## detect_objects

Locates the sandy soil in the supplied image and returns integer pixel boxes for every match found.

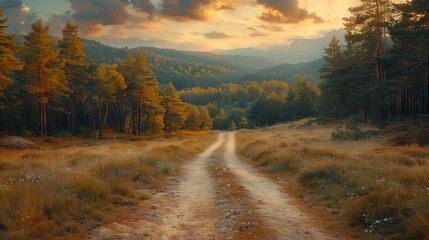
[224,132,331,239]
[89,132,333,239]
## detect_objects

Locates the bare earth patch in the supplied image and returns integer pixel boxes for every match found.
[89,132,333,239]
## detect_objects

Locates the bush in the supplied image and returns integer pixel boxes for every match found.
[331,116,376,141]
[344,186,419,236]
[299,162,350,186]
[73,178,110,202]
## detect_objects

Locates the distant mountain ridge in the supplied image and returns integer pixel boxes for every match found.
[14,35,325,89]
[82,39,281,70]
[211,29,346,63]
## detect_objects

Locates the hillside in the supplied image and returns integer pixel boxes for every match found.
[82,39,321,88]
[233,59,323,84]
[14,36,321,89]
[212,28,346,63]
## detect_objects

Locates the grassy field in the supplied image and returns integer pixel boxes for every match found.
[0,131,216,239]
[236,119,429,239]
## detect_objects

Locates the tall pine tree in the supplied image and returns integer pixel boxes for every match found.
[0,7,22,133]
[60,21,86,135]
[21,20,66,136]
[162,83,185,133]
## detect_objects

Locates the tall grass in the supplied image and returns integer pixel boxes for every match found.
[0,133,215,239]
[236,123,429,239]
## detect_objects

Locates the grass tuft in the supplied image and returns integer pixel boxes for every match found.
[236,120,429,239]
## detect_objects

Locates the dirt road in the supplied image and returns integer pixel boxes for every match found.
[90,132,332,239]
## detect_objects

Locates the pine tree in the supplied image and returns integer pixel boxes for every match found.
[95,64,126,136]
[134,52,163,134]
[389,0,429,118]
[228,121,237,131]
[162,83,186,133]
[118,52,163,134]
[0,7,23,133]
[343,0,394,120]
[213,107,226,130]
[250,94,269,126]
[199,107,213,130]
[184,105,201,131]
[319,36,349,117]
[21,20,66,136]
[60,21,86,135]
[0,7,22,101]
[226,107,246,127]
[288,77,320,118]
[84,59,98,132]
[239,117,248,129]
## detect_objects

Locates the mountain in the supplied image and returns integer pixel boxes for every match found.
[177,51,282,69]
[14,35,324,89]
[221,59,324,85]
[82,40,280,70]
[211,29,346,64]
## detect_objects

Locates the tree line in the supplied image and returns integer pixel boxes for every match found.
[0,13,213,136]
[180,78,320,129]
[319,0,428,122]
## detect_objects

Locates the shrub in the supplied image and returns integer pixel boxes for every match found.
[73,178,110,202]
[299,162,351,186]
[331,116,376,141]
[405,210,429,239]
[344,186,418,236]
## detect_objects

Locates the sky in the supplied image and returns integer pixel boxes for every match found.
[0,0,363,51]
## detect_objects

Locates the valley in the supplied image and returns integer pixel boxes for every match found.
[1,0,428,239]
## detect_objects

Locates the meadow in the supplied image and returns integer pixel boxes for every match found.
[236,119,429,239]
[0,132,215,239]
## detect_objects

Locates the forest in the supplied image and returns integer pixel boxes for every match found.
[0,0,428,137]
[0,10,319,137]
[319,0,429,122]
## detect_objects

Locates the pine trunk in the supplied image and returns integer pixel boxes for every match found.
[423,52,429,115]
[375,0,383,121]
[138,99,142,135]
[90,93,94,132]
[98,97,103,138]
[103,103,109,129]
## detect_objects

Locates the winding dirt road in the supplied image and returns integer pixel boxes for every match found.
[90,132,332,239]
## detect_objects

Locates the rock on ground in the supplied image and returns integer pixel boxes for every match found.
[1,136,36,149]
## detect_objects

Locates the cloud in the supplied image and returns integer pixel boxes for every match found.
[246,26,267,37]
[69,0,130,25]
[48,0,156,37]
[249,32,266,37]
[259,24,283,32]
[216,4,235,10]
[256,0,324,23]
[160,0,243,21]
[130,0,155,18]
[203,31,232,39]
[160,0,214,21]
[94,33,209,50]
[0,0,36,34]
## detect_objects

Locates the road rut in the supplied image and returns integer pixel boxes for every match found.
[90,132,332,239]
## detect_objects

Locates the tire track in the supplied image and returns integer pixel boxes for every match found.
[223,132,331,239]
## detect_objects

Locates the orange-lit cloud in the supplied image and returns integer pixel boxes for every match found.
[10,0,367,51]
[257,0,323,23]
[203,31,233,39]
[160,0,214,21]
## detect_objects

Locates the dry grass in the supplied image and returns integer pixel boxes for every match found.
[236,119,429,239]
[0,132,216,239]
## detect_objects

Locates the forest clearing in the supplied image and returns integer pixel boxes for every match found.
[1,0,429,239]
[2,119,428,239]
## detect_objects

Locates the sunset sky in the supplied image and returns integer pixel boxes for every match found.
[1,0,364,51]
